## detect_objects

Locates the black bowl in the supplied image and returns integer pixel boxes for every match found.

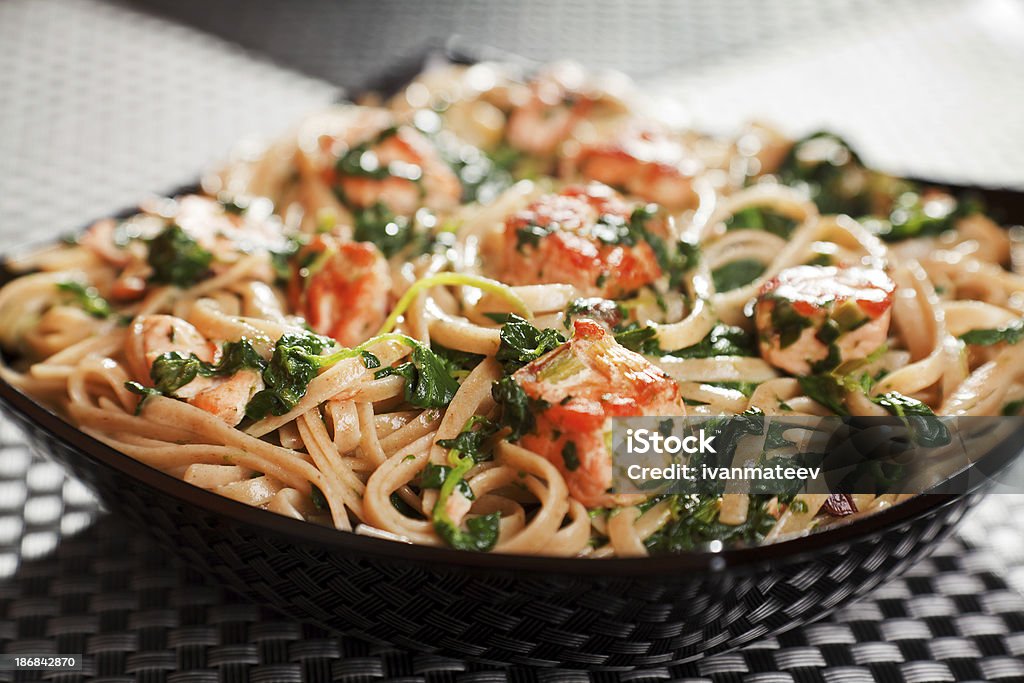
[0,392,996,669]
[3,50,1024,670]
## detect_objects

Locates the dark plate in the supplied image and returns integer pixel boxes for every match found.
[2,48,1023,670]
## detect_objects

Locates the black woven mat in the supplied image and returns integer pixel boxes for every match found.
[2,441,1024,683]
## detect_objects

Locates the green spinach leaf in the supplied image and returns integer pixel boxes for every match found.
[430,416,501,552]
[959,319,1024,346]
[245,333,334,420]
[374,342,461,409]
[613,323,661,354]
[712,259,765,292]
[56,281,112,318]
[871,391,951,447]
[668,323,756,358]
[724,206,798,238]
[644,494,777,553]
[798,375,850,416]
[495,314,566,374]
[491,376,535,441]
[146,224,213,287]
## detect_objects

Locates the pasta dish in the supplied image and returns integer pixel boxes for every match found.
[1,62,1021,557]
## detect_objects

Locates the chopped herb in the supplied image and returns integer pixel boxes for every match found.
[592,212,633,245]
[515,223,550,252]
[626,205,699,287]
[871,391,951,447]
[495,314,566,374]
[452,144,518,204]
[373,342,461,410]
[335,126,410,181]
[870,191,962,242]
[770,301,813,349]
[130,339,267,409]
[778,131,871,215]
[214,339,268,376]
[420,463,473,499]
[1003,399,1024,416]
[668,323,757,358]
[613,323,661,354]
[764,421,795,450]
[56,281,112,318]
[390,491,425,520]
[428,127,518,203]
[420,463,452,489]
[491,376,535,441]
[430,416,501,552]
[245,332,333,420]
[712,259,766,292]
[436,416,498,463]
[644,494,777,553]
[269,237,301,286]
[351,202,422,258]
[561,441,580,471]
[809,342,842,374]
[959,319,1024,346]
[237,330,475,422]
[798,375,849,416]
[310,485,328,511]
[145,224,213,287]
[724,206,798,238]
[124,381,162,414]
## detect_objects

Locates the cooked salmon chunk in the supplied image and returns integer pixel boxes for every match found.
[754,265,896,376]
[495,183,664,298]
[322,118,462,216]
[289,235,392,347]
[565,123,701,210]
[125,315,263,426]
[513,318,686,507]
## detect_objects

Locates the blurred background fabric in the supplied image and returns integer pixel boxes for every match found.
[1,0,1024,679]
[137,0,1024,189]
[1,0,1021,242]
